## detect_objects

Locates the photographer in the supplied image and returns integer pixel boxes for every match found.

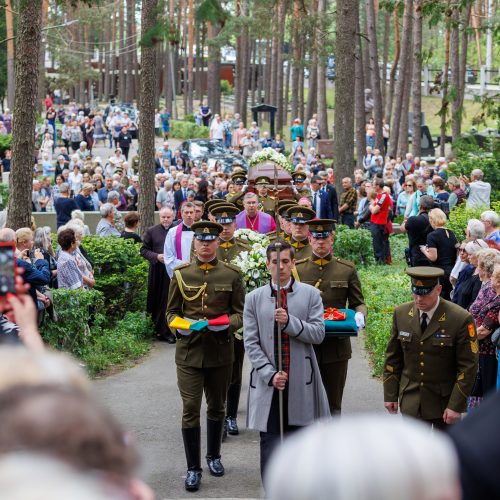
[399,195,434,266]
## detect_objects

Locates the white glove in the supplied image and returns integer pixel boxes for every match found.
[242,184,248,193]
[355,312,365,329]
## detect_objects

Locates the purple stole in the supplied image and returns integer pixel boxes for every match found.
[235,211,272,233]
[175,223,184,259]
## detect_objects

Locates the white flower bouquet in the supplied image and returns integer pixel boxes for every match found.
[232,229,271,291]
[248,148,294,174]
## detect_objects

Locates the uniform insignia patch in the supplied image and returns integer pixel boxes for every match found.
[470,339,479,354]
[457,372,465,381]
[408,308,414,317]
[468,323,475,338]
[386,364,394,373]
[438,313,446,322]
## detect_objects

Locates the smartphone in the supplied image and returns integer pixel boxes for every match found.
[460,168,465,176]
[0,242,16,296]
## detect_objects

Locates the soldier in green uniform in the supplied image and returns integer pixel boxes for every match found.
[166,221,245,491]
[292,171,311,201]
[210,204,251,437]
[254,176,276,217]
[226,172,247,210]
[294,219,367,414]
[205,199,231,222]
[274,203,296,242]
[287,206,315,260]
[384,267,479,429]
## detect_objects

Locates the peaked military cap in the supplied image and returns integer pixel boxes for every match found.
[292,171,307,183]
[288,206,316,224]
[255,176,272,186]
[210,204,239,224]
[205,199,230,212]
[278,203,297,219]
[191,221,223,241]
[231,172,247,185]
[278,199,296,208]
[406,267,444,295]
[308,218,336,238]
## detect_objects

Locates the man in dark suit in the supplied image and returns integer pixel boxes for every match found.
[318,172,339,222]
[174,175,190,216]
[310,176,333,219]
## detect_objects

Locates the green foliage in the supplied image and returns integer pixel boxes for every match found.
[0,134,12,157]
[220,79,233,94]
[170,120,209,139]
[0,183,9,210]
[184,114,196,123]
[359,263,412,376]
[447,201,500,242]
[333,226,375,266]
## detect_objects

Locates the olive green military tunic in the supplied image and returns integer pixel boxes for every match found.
[383,299,478,421]
[294,187,312,201]
[167,257,245,427]
[294,254,367,413]
[259,194,277,217]
[226,191,245,211]
[290,238,313,260]
[216,238,251,264]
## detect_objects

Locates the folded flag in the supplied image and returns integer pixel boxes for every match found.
[208,314,230,326]
[324,308,358,337]
[168,316,193,331]
[168,315,230,333]
[190,320,208,332]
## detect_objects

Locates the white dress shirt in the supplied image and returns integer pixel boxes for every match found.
[163,224,194,278]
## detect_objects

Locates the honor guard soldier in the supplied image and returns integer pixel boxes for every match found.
[210,204,251,437]
[254,176,276,217]
[294,219,367,414]
[384,267,479,429]
[205,199,228,222]
[292,171,311,201]
[269,201,296,243]
[288,206,315,260]
[226,172,247,210]
[166,221,245,491]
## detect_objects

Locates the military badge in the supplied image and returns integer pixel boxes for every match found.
[470,339,479,353]
[468,323,475,338]
[438,313,446,322]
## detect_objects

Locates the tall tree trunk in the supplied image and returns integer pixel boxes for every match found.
[411,0,423,156]
[110,10,117,98]
[385,7,400,124]
[186,0,194,114]
[118,0,126,101]
[283,52,291,129]
[457,4,472,114]
[450,4,461,141]
[125,0,136,102]
[138,0,159,234]
[276,2,286,133]
[238,3,250,123]
[6,0,43,230]
[233,0,241,113]
[439,8,451,157]
[270,6,278,106]
[290,0,301,122]
[5,0,15,110]
[194,25,203,102]
[306,13,318,126]
[333,0,358,192]
[365,0,384,150]
[298,41,305,123]
[104,15,111,101]
[207,22,221,116]
[397,32,413,157]
[264,39,271,103]
[316,0,328,139]
[381,13,390,113]
[471,2,482,66]
[355,18,367,168]
[38,0,49,111]
[389,0,412,158]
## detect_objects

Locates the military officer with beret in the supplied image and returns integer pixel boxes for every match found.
[383,267,479,429]
[210,204,250,437]
[254,176,276,217]
[294,219,367,413]
[226,172,247,210]
[288,206,315,260]
[292,171,311,201]
[166,221,245,491]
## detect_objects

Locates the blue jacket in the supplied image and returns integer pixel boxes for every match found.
[16,258,51,305]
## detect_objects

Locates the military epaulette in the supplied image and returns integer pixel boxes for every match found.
[173,262,191,272]
[294,258,309,266]
[222,261,241,273]
[235,238,251,249]
[335,257,355,268]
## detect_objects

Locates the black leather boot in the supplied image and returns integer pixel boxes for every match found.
[225,383,241,435]
[182,427,202,491]
[206,418,225,477]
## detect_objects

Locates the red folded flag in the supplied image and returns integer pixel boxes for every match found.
[323,307,346,321]
[207,314,230,326]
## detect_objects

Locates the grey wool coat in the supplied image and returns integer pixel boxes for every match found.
[243,280,330,432]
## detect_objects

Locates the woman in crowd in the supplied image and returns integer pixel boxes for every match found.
[365,117,376,148]
[468,249,500,409]
[56,228,85,290]
[272,134,285,154]
[234,122,247,152]
[74,183,94,212]
[432,176,449,203]
[452,239,489,310]
[419,208,458,300]
[33,227,58,289]
[120,212,142,243]
[194,179,209,205]
[447,176,466,210]
[290,144,306,167]
[396,179,415,216]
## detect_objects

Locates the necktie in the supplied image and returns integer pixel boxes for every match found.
[313,192,318,213]
[183,189,187,200]
[420,312,428,332]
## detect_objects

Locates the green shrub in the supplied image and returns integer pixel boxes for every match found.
[359,264,412,376]
[220,79,233,95]
[184,114,196,123]
[0,183,9,209]
[170,120,209,139]
[0,134,12,157]
[333,226,374,266]
[446,201,500,242]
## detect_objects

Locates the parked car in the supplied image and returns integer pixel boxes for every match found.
[179,139,248,174]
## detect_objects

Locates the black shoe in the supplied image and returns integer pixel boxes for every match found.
[226,416,239,435]
[185,469,202,491]
[206,456,224,477]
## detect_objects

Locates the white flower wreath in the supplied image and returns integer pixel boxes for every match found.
[248,148,294,174]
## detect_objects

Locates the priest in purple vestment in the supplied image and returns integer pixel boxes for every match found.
[235,192,276,234]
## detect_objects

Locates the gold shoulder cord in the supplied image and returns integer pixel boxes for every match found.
[291,267,300,282]
[174,270,207,302]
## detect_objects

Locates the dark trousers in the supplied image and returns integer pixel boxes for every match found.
[177,364,232,427]
[121,147,130,160]
[260,389,301,483]
[340,213,355,229]
[370,222,386,263]
[230,338,245,386]
[318,360,349,414]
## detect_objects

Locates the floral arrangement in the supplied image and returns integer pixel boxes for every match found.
[232,229,271,291]
[248,148,294,174]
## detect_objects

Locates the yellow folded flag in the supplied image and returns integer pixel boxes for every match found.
[168,316,193,331]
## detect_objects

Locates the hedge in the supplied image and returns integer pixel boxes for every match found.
[170,120,209,140]
[447,201,500,242]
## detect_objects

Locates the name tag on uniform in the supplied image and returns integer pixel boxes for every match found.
[398,331,412,342]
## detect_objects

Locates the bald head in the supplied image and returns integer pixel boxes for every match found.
[0,228,15,242]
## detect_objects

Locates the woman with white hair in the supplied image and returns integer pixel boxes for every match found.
[266,415,460,500]
[65,221,95,289]
[71,210,91,236]
[480,210,500,245]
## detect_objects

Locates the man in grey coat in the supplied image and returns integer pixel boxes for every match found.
[243,240,330,482]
